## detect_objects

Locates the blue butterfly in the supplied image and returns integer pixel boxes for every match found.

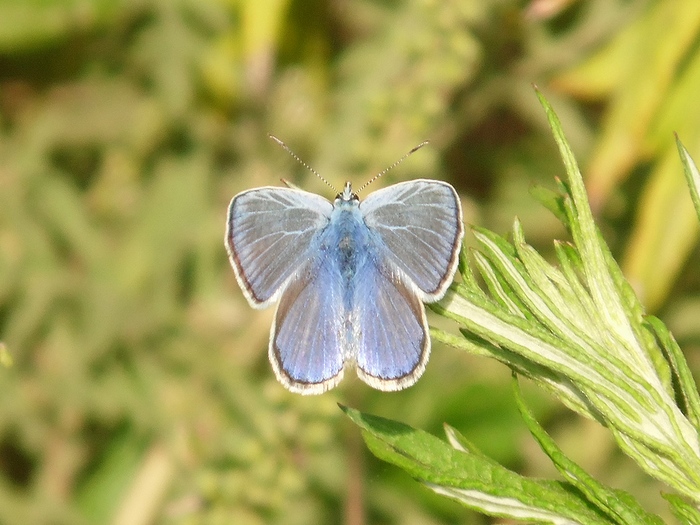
[225,148,463,394]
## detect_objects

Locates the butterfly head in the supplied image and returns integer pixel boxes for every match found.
[336,181,359,203]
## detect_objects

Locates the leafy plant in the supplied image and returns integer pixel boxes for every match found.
[553,0,700,310]
[344,91,700,524]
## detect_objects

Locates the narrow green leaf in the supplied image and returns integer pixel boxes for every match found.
[341,405,614,525]
[458,242,482,295]
[429,327,500,360]
[676,135,700,224]
[439,288,645,426]
[511,220,598,342]
[663,493,700,525]
[469,230,658,421]
[536,89,642,364]
[432,325,600,422]
[530,183,568,226]
[472,250,529,319]
[646,316,700,434]
[553,242,604,336]
[513,378,665,525]
[592,208,674,393]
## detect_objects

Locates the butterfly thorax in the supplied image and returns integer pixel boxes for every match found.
[327,183,373,309]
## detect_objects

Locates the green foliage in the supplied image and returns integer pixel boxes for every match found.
[554,0,700,310]
[349,93,700,523]
[343,376,670,525]
[677,136,700,226]
[1,0,699,523]
[343,402,623,525]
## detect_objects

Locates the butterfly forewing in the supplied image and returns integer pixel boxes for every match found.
[360,180,463,300]
[226,187,333,307]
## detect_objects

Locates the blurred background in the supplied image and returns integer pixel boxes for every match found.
[0,0,699,523]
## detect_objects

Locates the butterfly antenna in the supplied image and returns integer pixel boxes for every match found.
[268,134,336,192]
[357,141,429,193]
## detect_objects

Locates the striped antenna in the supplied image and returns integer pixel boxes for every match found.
[356,141,429,193]
[268,135,336,193]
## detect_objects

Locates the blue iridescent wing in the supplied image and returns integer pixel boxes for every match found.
[271,256,346,394]
[353,257,429,391]
[226,187,333,307]
[360,180,463,300]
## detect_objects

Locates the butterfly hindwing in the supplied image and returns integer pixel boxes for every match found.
[226,187,333,307]
[271,256,346,394]
[360,180,463,300]
[353,256,429,391]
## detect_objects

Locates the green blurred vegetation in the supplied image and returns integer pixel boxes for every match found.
[0,0,698,523]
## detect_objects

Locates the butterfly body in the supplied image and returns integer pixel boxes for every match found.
[226,179,463,394]
[324,188,371,307]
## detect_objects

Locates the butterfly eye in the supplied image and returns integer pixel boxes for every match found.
[335,193,359,202]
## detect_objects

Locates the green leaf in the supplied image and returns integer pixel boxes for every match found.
[341,405,615,524]
[536,89,639,359]
[676,135,700,225]
[513,378,665,525]
[646,316,700,434]
[530,183,569,227]
[663,493,700,525]
[435,91,700,505]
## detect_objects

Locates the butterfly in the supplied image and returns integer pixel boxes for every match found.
[225,144,463,395]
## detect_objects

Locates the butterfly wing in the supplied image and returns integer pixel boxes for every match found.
[226,187,333,307]
[271,256,346,394]
[353,257,429,391]
[360,180,463,300]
